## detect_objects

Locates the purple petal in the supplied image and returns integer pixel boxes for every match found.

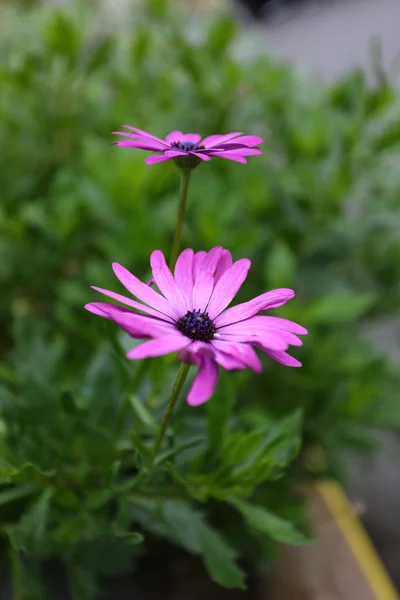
[214,250,233,284]
[122,126,170,147]
[112,263,179,319]
[191,152,212,161]
[210,347,247,370]
[263,349,302,368]
[192,247,223,311]
[256,316,308,335]
[180,133,202,143]
[214,289,295,328]
[207,259,251,319]
[174,248,195,311]
[207,152,247,164]
[215,330,288,352]
[218,148,263,156]
[113,140,167,151]
[102,307,176,338]
[145,154,174,165]
[90,286,174,321]
[164,150,186,157]
[85,302,129,318]
[224,135,263,147]
[203,132,243,148]
[165,130,183,143]
[192,251,207,279]
[127,335,190,359]
[187,357,219,406]
[150,250,187,315]
[211,340,262,373]
[200,134,223,147]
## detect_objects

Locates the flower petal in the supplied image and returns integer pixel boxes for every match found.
[207,152,247,164]
[85,302,128,318]
[256,316,308,335]
[127,335,190,359]
[174,248,195,311]
[214,250,233,284]
[187,357,219,406]
[90,286,174,321]
[192,251,207,279]
[165,130,184,143]
[191,152,212,161]
[217,148,263,156]
[112,263,179,319]
[223,135,263,147]
[210,347,247,370]
[106,309,176,338]
[262,349,302,368]
[192,247,223,311]
[203,132,243,148]
[207,258,251,319]
[181,133,202,143]
[214,289,295,328]
[211,340,262,373]
[145,154,174,165]
[150,250,187,315]
[112,139,167,151]
[215,330,289,352]
[122,126,170,147]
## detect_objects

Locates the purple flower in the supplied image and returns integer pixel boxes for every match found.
[85,247,306,406]
[112,127,263,168]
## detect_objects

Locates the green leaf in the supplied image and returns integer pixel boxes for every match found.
[113,531,144,545]
[196,519,246,589]
[266,241,296,288]
[154,436,206,466]
[230,499,311,546]
[0,463,55,485]
[307,291,375,324]
[0,485,35,507]
[131,499,245,588]
[207,17,237,57]
[7,488,53,551]
[129,394,158,432]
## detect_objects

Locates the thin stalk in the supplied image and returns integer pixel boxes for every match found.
[169,169,192,270]
[147,362,190,469]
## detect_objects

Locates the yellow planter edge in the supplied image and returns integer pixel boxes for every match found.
[317,480,399,600]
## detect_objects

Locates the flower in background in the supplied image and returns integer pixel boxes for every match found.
[85,247,306,406]
[112,127,263,168]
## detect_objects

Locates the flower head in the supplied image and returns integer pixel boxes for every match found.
[85,247,306,406]
[112,127,263,168]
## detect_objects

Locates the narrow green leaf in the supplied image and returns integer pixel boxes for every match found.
[230,499,311,546]
[196,520,246,589]
[129,395,158,432]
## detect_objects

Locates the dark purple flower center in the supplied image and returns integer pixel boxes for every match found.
[176,310,215,342]
[171,141,204,153]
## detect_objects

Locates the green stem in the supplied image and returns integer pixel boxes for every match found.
[148,362,190,469]
[169,169,192,270]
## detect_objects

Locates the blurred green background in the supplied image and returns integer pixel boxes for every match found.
[1,0,400,597]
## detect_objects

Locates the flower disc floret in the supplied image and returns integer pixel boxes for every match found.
[177,310,215,342]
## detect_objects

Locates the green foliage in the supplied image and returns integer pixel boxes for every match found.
[1,0,400,597]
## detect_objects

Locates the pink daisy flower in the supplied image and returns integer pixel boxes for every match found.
[112,126,263,168]
[85,247,306,406]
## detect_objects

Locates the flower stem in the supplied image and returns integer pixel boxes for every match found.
[147,362,190,469]
[169,169,192,270]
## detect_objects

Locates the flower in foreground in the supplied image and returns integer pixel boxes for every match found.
[112,126,263,168]
[85,247,307,406]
